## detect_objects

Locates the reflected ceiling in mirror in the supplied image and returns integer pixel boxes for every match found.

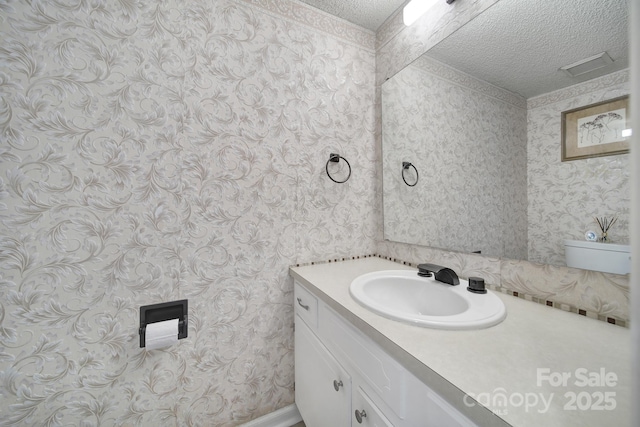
[426,0,628,98]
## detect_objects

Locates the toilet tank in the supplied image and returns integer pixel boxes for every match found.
[564,240,631,274]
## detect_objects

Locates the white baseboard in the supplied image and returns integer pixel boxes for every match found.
[239,404,303,427]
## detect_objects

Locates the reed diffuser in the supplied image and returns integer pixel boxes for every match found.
[594,216,617,242]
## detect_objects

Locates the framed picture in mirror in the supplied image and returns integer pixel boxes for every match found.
[561,95,630,161]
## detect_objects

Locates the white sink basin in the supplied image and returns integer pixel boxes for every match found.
[349,270,506,330]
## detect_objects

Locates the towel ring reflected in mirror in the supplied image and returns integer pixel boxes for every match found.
[402,162,418,187]
[326,153,351,184]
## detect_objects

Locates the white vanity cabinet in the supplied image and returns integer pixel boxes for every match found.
[294,283,351,426]
[294,281,478,427]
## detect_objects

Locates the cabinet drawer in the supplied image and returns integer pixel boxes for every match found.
[352,387,394,427]
[294,282,318,329]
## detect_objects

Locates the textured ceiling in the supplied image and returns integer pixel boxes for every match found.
[298,0,407,31]
[425,0,628,98]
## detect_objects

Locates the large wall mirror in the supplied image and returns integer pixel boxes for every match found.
[382,0,630,267]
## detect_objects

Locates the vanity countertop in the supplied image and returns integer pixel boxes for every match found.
[289,257,631,427]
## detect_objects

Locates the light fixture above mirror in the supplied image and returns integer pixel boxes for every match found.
[403,0,456,27]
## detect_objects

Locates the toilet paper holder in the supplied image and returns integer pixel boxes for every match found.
[139,299,188,348]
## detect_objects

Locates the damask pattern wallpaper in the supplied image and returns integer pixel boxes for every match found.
[382,56,527,259]
[527,70,630,266]
[0,0,377,425]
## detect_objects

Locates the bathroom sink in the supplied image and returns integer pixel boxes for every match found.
[349,270,506,330]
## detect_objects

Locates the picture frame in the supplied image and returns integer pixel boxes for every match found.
[561,95,630,161]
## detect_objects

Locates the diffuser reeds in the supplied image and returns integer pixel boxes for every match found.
[594,216,617,242]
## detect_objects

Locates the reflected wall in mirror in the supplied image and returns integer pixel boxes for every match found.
[382,0,630,267]
[382,57,528,258]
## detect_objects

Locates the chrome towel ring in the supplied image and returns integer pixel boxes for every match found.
[326,153,351,184]
[402,161,418,187]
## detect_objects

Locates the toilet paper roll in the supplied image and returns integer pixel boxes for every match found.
[145,318,179,350]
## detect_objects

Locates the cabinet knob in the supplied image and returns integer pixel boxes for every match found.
[355,409,367,423]
[296,297,310,311]
[333,379,343,391]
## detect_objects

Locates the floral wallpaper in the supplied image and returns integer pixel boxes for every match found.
[0,0,377,425]
[382,55,528,259]
[527,69,630,266]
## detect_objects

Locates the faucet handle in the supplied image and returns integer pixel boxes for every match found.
[467,277,487,294]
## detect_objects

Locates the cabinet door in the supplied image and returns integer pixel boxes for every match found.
[352,387,394,427]
[295,316,351,427]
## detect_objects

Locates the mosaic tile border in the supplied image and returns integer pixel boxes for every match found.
[485,285,627,328]
[291,255,627,328]
[293,254,380,268]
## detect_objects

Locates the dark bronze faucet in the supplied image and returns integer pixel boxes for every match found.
[417,263,460,286]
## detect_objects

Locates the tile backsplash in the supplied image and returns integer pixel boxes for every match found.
[375,243,630,325]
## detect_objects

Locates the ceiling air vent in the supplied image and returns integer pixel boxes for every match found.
[560,52,614,77]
